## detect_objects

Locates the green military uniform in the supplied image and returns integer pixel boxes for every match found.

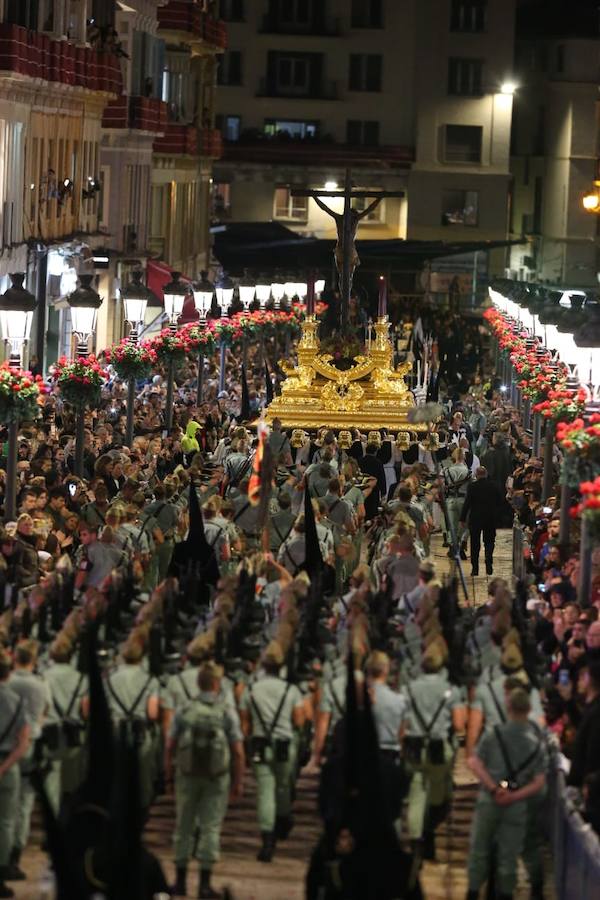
[105,663,160,809]
[467,720,547,897]
[163,667,235,714]
[401,669,463,842]
[9,669,50,852]
[239,676,303,834]
[43,664,88,805]
[269,508,296,554]
[171,690,242,871]
[443,460,470,548]
[470,675,544,733]
[145,498,179,581]
[0,684,26,869]
[319,672,347,734]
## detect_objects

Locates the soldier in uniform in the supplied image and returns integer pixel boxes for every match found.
[105,632,161,811]
[9,640,50,877]
[144,481,180,581]
[43,635,89,810]
[401,642,465,860]
[166,661,245,899]
[366,651,407,832]
[0,648,29,895]
[466,688,547,900]
[442,447,471,558]
[466,644,544,756]
[269,493,296,556]
[239,641,305,862]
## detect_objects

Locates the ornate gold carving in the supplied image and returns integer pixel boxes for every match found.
[265,315,427,433]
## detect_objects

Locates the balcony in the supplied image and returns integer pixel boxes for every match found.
[221,139,415,169]
[259,15,341,36]
[157,1,227,51]
[153,123,199,156]
[200,128,223,159]
[256,78,339,100]
[0,23,122,94]
[102,95,168,133]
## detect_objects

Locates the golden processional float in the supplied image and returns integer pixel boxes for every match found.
[263,170,428,443]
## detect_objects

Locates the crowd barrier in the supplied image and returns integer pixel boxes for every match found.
[512,520,527,581]
[549,768,600,900]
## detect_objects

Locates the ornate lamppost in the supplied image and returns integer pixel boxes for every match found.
[67,275,103,477]
[120,270,154,447]
[191,271,214,406]
[163,272,188,431]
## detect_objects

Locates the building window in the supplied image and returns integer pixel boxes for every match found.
[273,187,308,221]
[217,50,242,86]
[349,54,382,91]
[264,119,317,139]
[441,190,479,226]
[350,0,383,28]
[212,182,231,217]
[448,58,483,96]
[219,0,244,20]
[450,0,485,32]
[5,0,39,28]
[443,125,482,163]
[346,120,380,145]
[220,115,241,141]
[279,0,311,25]
[276,56,309,95]
[354,192,383,222]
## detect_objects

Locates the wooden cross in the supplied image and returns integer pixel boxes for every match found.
[292,168,404,334]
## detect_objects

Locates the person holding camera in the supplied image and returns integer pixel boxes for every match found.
[239,641,305,863]
[466,688,547,900]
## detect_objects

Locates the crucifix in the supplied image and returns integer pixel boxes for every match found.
[292,169,404,334]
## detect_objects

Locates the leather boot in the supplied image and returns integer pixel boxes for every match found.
[275,814,294,840]
[0,874,14,899]
[256,831,275,863]
[170,864,187,897]
[198,867,220,899]
[4,849,24,882]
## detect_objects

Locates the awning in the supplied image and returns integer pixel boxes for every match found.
[211,222,526,276]
[146,259,197,323]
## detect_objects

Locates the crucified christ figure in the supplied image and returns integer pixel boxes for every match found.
[312,194,383,283]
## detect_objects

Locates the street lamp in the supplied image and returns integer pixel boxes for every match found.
[0,273,37,367]
[163,271,187,333]
[67,274,102,357]
[120,270,156,447]
[163,272,188,431]
[270,274,285,310]
[215,271,234,318]
[256,274,271,309]
[583,184,600,213]
[121,270,154,343]
[284,276,296,304]
[192,271,214,323]
[0,273,37,521]
[67,275,103,477]
[192,271,214,407]
[294,279,308,302]
[238,269,256,312]
[315,277,325,296]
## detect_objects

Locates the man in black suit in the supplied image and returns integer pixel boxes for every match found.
[358,442,387,522]
[459,466,501,576]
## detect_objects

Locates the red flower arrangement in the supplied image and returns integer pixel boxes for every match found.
[0,364,46,424]
[145,329,192,364]
[533,387,588,423]
[212,320,243,345]
[570,476,600,536]
[556,415,600,486]
[103,340,158,381]
[179,321,216,353]
[52,356,108,408]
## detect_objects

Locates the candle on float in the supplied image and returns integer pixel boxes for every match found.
[378,275,387,317]
[306,275,315,315]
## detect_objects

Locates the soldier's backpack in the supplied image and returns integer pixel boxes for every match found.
[176,699,230,778]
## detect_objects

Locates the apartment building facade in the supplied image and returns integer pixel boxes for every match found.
[213,0,516,287]
[508,0,600,288]
[0,0,225,365]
